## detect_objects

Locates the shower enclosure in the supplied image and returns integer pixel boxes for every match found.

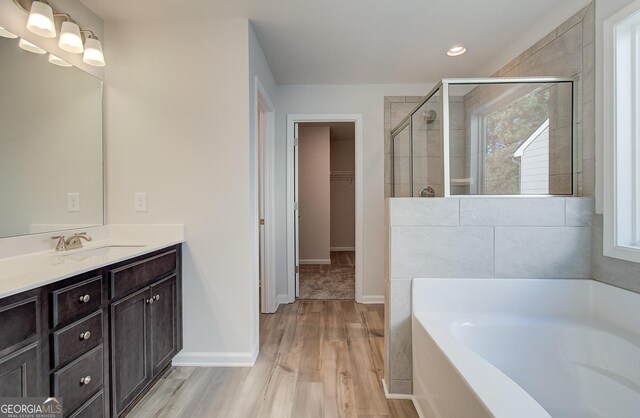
[391,77,575,197]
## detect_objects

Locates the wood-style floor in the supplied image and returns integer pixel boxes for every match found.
[127,300,418,418]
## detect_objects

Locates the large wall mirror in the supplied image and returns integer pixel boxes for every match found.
[0,35,103,238]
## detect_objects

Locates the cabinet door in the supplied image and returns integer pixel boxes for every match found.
[110,287,151,417]
[0,343,39,397]
[149,275,177,376]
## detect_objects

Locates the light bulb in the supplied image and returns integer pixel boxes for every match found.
[18,38,46,54]
[26,1,56,38]
[59,21,84,54]
[83,36,105,67]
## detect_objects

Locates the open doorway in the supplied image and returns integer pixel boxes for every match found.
[286,114,363,303]
[297,123,355,299]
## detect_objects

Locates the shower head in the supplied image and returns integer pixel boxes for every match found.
[423,109,437,125]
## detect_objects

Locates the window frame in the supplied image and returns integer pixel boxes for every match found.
[604,0,640,263]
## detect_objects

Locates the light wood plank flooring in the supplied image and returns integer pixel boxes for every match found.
[127,300,418,418]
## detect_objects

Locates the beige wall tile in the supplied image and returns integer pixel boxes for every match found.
[519,24,582,77]
[582,2,595,46]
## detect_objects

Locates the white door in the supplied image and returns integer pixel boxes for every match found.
[294,122,300,298]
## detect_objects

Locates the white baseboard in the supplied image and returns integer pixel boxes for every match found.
[172,350,258,367]
[299,259,331,265]
[381,379,413,400]
[382,379,424,418]
[360,295,384,304]
[276,294,291,309]
[330,246,355,251]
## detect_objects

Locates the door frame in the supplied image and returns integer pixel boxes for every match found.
[286,114,364,303]
[254,77,277,314]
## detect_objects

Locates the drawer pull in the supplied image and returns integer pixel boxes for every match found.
[80,375,91,385]
[79,294,91,303]
[154,294,160,301]
[79,331,91,340]
[146,298,153,305]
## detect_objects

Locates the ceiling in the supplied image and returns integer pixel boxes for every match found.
[79,0,591,85]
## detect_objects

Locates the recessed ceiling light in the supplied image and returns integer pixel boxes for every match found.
[447,46,467,57]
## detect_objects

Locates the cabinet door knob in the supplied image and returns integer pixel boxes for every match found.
[80,331,91,340]
[80,375,91,385]
[154,294,160,301]
[79,294,90,303]
[146,298,153,304]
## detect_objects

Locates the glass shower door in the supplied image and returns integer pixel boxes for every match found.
[392,123,412,197]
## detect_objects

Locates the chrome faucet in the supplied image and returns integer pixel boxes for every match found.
[50,232,92,251]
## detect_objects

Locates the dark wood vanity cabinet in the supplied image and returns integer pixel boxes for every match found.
[110,274,179,416]
[0,245,182,418]
[0,289,42,397]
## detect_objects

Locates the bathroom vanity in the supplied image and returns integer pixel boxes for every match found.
[0,16,185,418]
[0,244,182,418]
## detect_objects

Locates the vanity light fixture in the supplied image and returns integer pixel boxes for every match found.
[82,33,105,67]
[48,53,71,67]
[0,26,18,39]
[59,20,83,53]
[447,46,467,57]
[11,0,106,66]
[18,38,46,54]
[26,0,56,38]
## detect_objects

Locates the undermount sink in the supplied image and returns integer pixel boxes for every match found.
[60,245,146,261]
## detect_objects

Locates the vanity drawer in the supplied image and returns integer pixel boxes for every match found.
[68,389,104,418]
[52,345,103,415]
[51,276,102,328]
[109,250,177,299]
[0,294,39,353]
[51,311,103,368]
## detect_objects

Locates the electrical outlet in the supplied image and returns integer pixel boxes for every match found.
[67,193,80,212]
[135,193,148,212]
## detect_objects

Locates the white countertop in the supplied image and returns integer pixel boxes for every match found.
[0,225,185,299]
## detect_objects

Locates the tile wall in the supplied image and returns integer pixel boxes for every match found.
[384,197,593,394]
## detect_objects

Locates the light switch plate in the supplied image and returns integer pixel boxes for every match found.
[67,193,80,212]
[135,192,148,212]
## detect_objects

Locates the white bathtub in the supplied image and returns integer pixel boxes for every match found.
[411,279,640,418]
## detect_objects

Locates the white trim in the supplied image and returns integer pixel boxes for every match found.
[254,76,278,313]
[513,118,550,157]
[381,379,413,400]
[603,3,640,264]
[287,114,364,303]
[276,294,289,309]
[172,350,258,367]
[442,82,451,197]
[360,295,385,304]
[330,246,355,251]
[381,379,424,418]
[299,259,331,265]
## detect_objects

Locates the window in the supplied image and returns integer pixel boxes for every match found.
[604,1,640,263]
[480,87,551,195]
